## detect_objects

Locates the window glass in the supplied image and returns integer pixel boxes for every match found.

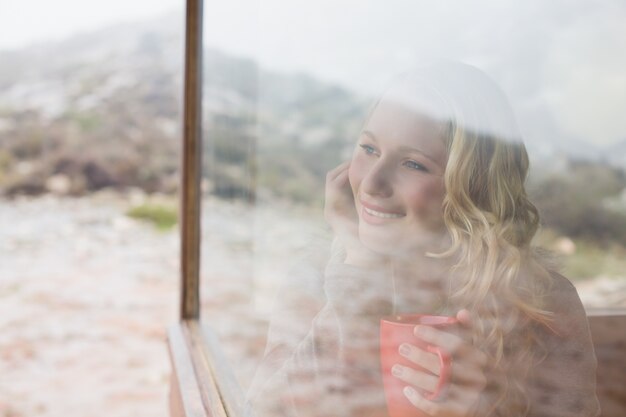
[201,2,626,416]
[0,4,182,417]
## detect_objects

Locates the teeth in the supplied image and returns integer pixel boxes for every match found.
[364,207,403,219]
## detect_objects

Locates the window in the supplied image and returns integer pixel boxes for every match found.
[170,2,626,417]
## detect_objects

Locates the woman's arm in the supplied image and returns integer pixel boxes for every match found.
[526,273,601,417]
[244,246,327,415]
[246,261,395,417]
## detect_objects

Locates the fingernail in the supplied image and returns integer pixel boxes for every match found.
[403,386,416,398]
[399,344,411,356]
[414,325,424,336]
[392,365,403,377]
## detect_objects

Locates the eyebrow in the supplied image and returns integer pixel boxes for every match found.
[360,129,441,166]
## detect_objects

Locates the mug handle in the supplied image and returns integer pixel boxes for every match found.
[423,345,452,401]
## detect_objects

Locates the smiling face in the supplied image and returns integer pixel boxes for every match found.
[348,99,449,256]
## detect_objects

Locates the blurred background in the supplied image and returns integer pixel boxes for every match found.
[1,1,625,416]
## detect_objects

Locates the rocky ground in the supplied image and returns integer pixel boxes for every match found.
[0,192,179,417]
[0,193,624,417]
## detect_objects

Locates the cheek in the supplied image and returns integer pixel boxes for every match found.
[404,180,445,217]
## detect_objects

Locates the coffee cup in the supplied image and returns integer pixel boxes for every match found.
[380,314,458,417]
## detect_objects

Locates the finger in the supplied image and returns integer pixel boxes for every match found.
[398,343,441,375]
[392,364,439,394]
[392,358,487,399]
[399,346,486,387]
[414,325,465,356]
[325,170,354,210]
[402,386,439,416]
[414,326,490,374]
[327,160,349,176]
[404,385,476,417]
[332,167,350,186]
[456,309,472,327]
[326,161,350,181]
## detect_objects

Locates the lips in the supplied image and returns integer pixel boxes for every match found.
[363,206,403,219]
[360,200,405,222]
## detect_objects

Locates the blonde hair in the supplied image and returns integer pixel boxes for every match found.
[435,122,554,416]
[371,62,558,415]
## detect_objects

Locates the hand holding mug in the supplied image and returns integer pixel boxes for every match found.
[381,311,488,417]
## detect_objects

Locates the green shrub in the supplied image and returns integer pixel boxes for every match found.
[533,228,626,281]
[0,150,15,184]
[563,241,626,281]
[127,203,178,231]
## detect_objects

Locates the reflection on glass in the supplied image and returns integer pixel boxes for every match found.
[245,62,600,417]
[200,3,626,416]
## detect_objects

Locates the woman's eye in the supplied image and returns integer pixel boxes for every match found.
[359,144,378,156]
[403,160,428,172]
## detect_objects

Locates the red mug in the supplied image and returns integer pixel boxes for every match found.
[380,314,458,417]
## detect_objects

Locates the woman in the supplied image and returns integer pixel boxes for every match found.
[246,62,600,417]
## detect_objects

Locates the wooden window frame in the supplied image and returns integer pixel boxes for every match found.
[168,322,245,417]
[167,1,247,416]
[166,1,626,415]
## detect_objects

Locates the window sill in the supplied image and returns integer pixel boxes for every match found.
[168,311,626,417]
[168,320,245,417]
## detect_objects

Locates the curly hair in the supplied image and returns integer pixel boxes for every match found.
[378,62,557,416]
[437,122,554,416]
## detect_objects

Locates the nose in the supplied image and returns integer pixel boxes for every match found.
[360,159,394,198]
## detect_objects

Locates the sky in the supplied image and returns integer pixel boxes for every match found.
[1,0,625,146]
[0,0,181,50]
[202,0,626,146]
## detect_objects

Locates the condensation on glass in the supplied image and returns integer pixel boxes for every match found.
[198,2,626,417]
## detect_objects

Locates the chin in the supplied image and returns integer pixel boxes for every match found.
[358,222,448,258]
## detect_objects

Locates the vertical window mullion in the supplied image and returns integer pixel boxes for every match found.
[180,0,204,320]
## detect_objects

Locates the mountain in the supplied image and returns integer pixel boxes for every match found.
[0,13,366,200]
[606,139,626,169]
[0,12,622,201]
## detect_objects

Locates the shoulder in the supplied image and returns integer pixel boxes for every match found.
[513,259,586,333]
[544,270,586,318]
[536,269,592,343]
[545,270,582,306]
[526,273,601,416]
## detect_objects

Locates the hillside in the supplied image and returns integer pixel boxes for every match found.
[0,13,366,201]
[0,13,624,248]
